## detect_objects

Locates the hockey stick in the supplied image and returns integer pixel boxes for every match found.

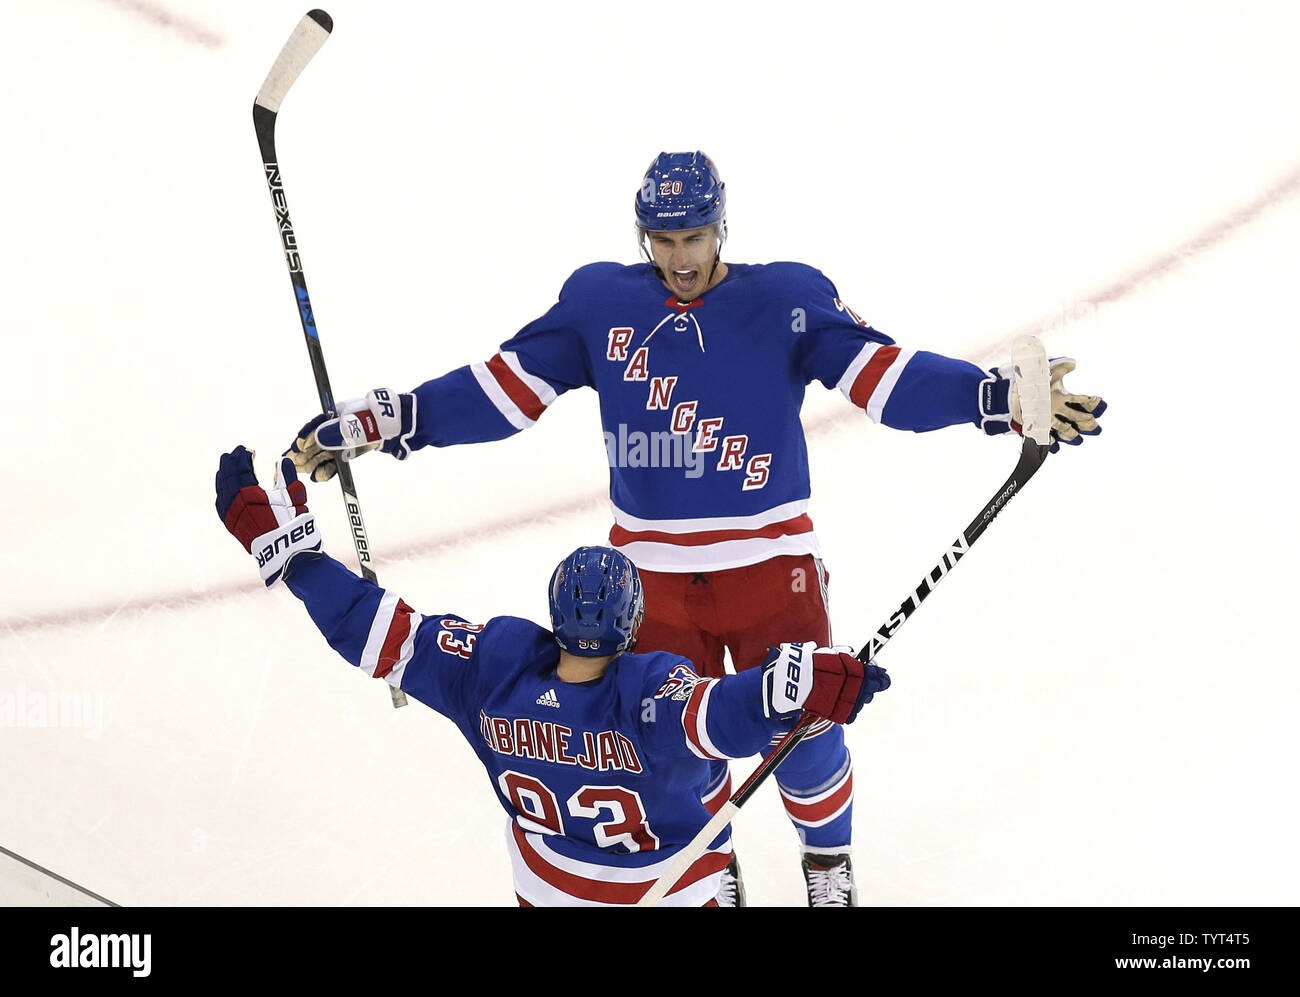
[637,337,1053,905]
[253,10,407,709]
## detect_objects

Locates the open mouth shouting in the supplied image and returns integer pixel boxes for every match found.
[670,268,701,296]
[643,224,727,301]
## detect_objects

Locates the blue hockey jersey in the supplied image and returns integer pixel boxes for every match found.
[283,551,795,906]
[404,262,990,572]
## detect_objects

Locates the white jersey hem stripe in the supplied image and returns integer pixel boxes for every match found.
[610,498,810,534]
[616,533,823,573]
[506,823,727,906]
[523,824,718,881]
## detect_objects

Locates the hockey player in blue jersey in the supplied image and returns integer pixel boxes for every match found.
[215,446,889,906]
[284,152,1105,905]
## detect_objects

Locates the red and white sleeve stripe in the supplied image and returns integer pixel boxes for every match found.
[359,590,423,688]
[469,350,558,430]
[506,822,731,907]
[837,343,915,422]
[680,679,753,762]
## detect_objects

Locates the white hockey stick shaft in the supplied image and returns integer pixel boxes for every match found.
[639,803,739,908]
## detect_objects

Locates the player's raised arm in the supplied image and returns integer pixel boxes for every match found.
[794,268,1105,448]
[283,274,595,483]
[640,644,890,765]
[214,447,480,716]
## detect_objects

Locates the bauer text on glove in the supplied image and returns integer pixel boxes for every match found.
[761,642,890,724]
[216,446,321,586]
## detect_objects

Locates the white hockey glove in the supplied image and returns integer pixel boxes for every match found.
[979,356,1106,453]
[760,643,889,725]
[284,388,417,483]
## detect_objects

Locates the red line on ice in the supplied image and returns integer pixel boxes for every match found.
[4,160,1299,635]
[93,0,224,49]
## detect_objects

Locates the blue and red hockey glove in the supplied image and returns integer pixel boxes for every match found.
[284,388,417,483]
[979,357,1106,453]
[761,643,890,725]
[215,446,321,586]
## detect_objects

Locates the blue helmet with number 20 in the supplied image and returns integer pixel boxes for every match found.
[634,151,727,235]
[549,547,644,657]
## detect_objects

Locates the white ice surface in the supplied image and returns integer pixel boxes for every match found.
[1,0,1298,905]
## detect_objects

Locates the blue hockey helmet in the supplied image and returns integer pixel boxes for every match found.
[634,151,727,238]
[548,547,645,657]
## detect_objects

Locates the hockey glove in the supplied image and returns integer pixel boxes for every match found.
[216,446,321,586]
[979,357,1106,453]
[285,388,416,483]
[761,642,890,725]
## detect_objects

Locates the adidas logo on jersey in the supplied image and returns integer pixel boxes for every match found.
[535,689,560,708]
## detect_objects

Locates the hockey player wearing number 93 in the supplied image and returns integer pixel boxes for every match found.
[215,447,889,906]
[285,152,1105,905]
